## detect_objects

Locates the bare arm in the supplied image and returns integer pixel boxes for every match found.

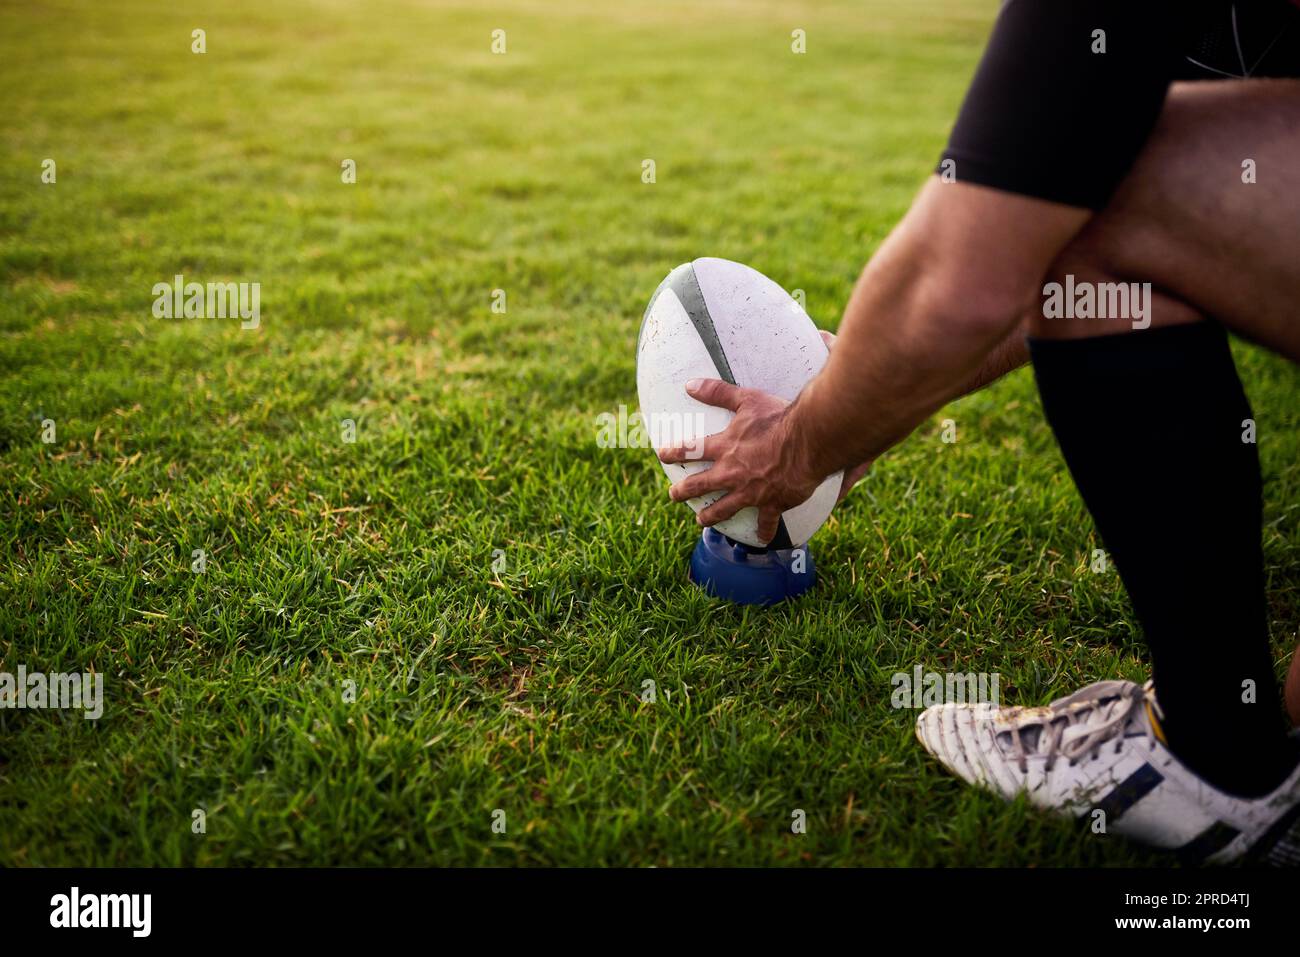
[661,179,1088,542]
[787,179,1085,483]
[820,317,1027,498]
[954,317,1031,398]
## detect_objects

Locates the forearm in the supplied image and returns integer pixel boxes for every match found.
[789,249,1019,479]
[785,180,1085,480]
[954,317,1030,398]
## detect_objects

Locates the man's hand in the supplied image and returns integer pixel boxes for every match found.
[656,378,821,545]
[655,329,875,545]
[659,180,1088,542]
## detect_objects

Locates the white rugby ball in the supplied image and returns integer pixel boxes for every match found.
[636,257,842,549]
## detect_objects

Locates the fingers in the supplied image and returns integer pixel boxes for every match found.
[685,377,744,411]
[666,470,783,546]
[663,376,792,542]
[657,376,745,464]
[819,329,836,350]
[695,491,750,529]
[668,467,730,503]
[674,490,776,545]
[679,490,779,545]
[656,435,718,465]
[836,459,874,502]
[754,508,782,545]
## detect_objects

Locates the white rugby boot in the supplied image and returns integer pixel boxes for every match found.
[915,678,1300,864]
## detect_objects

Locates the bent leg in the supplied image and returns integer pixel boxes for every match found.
[1025,79,1300,796]
[1029,78,1300,351]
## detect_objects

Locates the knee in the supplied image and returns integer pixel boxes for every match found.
[1026,236,1204,340]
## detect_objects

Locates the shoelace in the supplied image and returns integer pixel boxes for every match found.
[1002,680,1158,775]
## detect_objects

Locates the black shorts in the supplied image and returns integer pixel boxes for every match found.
[938,0,1300,209]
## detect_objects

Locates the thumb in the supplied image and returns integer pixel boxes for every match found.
[755,508,782,546]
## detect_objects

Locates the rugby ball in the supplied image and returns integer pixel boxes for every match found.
[636,257,842,548]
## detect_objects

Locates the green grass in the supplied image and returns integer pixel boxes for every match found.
[1,0,1298,867]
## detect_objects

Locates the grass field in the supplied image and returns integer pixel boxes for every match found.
[2,0,1298,867]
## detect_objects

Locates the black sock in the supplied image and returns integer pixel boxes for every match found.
[1029,321,1296,798]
